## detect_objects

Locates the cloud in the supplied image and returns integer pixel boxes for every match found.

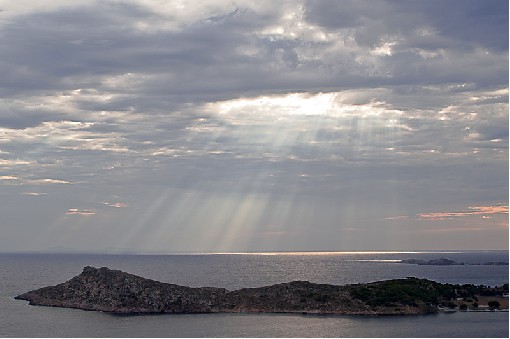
[304,0,508,51]
[1,0,505,108]
[101,202,128,208]
[0,175,20,181]
[0,0,506,252]
[385,216,409,221]
[29,179,73,185]
[66,208,95,216]
[417,205,509,221]
[0,158,32,165]
[0,176,73,186]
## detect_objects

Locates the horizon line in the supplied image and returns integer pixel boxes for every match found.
[1,249,508,256]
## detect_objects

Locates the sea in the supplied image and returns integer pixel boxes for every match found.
[0,250,508,338]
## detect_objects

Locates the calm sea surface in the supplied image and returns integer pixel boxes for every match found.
[0,251,508,337]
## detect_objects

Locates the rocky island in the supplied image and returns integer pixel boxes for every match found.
[15,266,508,315]
[399,258,462,265]
[398,258,509,266]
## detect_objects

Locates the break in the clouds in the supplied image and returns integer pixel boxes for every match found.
[0,0,507,253]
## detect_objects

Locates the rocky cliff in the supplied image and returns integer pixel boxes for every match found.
[15,266,504,315]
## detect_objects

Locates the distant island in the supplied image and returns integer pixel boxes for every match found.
[15,266,508,315]
[398,258,509,266]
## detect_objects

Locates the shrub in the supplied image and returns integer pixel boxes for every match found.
[488,300,500,309]
[445,301,456,309]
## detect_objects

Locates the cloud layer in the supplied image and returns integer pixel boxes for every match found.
[0,0,507,252]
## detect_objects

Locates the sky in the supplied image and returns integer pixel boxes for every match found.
[0,0,508,253]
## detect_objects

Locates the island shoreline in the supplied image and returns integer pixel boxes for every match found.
[15,266,509,316]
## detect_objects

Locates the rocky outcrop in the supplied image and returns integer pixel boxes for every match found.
[15,266,228,313]
[15,266,505,315]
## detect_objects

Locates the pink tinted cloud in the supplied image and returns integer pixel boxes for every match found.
[417,205,508,221]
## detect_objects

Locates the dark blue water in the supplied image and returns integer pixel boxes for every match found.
[1,251,508,337]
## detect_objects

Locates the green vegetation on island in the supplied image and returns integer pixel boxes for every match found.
[348,277,508,310]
